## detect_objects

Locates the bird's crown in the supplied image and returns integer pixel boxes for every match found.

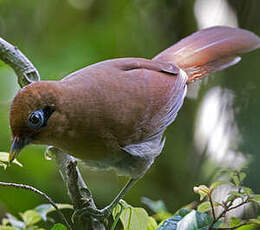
[10,81,57,138]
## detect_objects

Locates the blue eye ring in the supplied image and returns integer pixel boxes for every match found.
[28,110,45,130]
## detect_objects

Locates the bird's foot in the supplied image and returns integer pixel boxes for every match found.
[73,206,112,221]
[72,178,138,222]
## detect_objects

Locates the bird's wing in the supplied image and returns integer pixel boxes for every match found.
[110,58,187,138]
[62,58,187,158]
[121,65,188,158]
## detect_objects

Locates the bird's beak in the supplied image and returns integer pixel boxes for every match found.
[9,136,27,163]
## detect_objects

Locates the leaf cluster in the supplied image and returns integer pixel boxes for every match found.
[1,163,259,230]
[110,170,259,230]
[0,204,72,230]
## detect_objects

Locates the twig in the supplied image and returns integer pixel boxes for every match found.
[209,194,216,220]
[215,222,250,230]
[225,198,249,212]
[0,181,71,229]
[209,197,249,230]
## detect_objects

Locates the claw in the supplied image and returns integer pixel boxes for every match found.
[71,208,83,224]
[72,178,138,222]
[80,187,92,198]
[73,206,111,221]
[85,206,111,220]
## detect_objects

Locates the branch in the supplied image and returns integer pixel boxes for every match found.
[51,147,105,230]
[209,196,249,230]
[209,193,216,220]
[0,37,40,87]
[0,182,71,229]
[0,37,105,229]
[225,198,249,212]
[52,147,86,209]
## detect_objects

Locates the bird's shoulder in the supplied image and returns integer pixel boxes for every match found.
[62,58,179,81]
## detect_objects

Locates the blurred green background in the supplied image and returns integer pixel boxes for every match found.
[0,0,259,224]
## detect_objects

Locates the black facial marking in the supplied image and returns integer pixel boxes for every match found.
[27,106,55,130]
[42,106,55,122]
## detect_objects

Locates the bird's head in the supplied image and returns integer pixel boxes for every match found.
[9,81,59,163]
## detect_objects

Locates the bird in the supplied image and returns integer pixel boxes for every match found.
[8,26,260,219]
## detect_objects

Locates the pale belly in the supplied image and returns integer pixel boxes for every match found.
[55,135,154,178]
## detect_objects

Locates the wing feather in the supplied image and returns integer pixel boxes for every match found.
[123,69,187,157]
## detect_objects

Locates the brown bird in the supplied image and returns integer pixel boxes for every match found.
[9,26,260,218]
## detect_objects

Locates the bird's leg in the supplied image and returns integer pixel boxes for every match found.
[75,177,139,220]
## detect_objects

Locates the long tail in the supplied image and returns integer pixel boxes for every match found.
[153,26,260,83]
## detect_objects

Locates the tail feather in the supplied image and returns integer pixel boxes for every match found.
[153,26,260,82]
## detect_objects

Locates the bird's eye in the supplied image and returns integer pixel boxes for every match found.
[28,110,45,130]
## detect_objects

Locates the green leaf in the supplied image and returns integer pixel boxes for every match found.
[229,191,245,198]
[154,211,173,222]
[197,201,211,213]
[249,194,260,205]
[232,174,240,186]
[141,197,167,213]
[197,200,222,213]
[34,204,73,221]
[147,217,158,230]
[0,60,6,66]
[111,203,125,230]
[193,185,210,201]
[248,218,260,225]
[242,187,253,195]
[253,194,260,201]
[213,168,233,181]
[176,210,213,230]
[156,210,191,230]
[0,226,17,230]
[225,193,236,203]
[4,213,25,229]
[120,206,149,230]
[22,210,42,226]
[193,185,210,194]
[156,215,182,230]
[112,203,123,219]
[0,162,7,170]
[210,181,232,191]
[196,211,214,229]
[1,218,9,226]
[51,223,67,230]
[112,200,149,230]
[0,152,23,167]
[239,172,247,183]
[230,217,242,227]
[176,209,191,218]
[26,227,45,230]
[237,224,258,230]
[231,171,246,186]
